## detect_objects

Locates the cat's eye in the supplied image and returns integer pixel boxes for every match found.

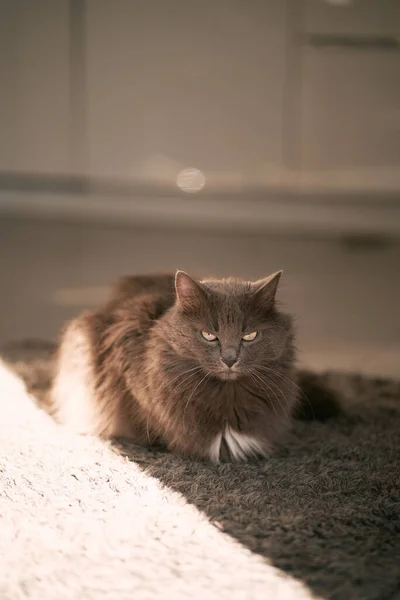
[201,331,218,341]
[242,331,258,341]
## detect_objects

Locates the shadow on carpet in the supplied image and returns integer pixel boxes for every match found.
[2,339,400,600]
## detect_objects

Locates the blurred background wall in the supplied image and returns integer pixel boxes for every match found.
[0,0,399,376]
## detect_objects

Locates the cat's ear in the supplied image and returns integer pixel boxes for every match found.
[252,270,283,310]
[175,270,208,313]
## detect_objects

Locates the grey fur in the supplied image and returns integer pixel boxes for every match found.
[50,272,303,462]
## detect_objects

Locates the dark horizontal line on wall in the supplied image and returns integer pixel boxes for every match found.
[0,171,398,208]
[1,189,400,240]
[306,34,400,51]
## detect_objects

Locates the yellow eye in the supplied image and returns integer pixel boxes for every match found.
[242,331,258,341]
[201,331,217,341]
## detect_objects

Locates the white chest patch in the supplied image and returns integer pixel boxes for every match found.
[209,426,266,463]
[209,433,223,463]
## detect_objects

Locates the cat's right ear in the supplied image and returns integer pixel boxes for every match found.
[175,271,208,314]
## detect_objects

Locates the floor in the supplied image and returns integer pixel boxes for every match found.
[1,215,399,378]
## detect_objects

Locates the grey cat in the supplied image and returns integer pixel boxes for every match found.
[51,271,339,462]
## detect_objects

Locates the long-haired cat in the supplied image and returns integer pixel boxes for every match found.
[51,271,339,462]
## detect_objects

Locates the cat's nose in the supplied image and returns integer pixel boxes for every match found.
[221,356,237,368]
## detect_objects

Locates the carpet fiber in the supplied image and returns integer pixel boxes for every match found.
[0,341,399,600]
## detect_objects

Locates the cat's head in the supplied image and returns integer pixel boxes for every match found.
[167,270,294,380]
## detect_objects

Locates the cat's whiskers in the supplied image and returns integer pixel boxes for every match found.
[254,364,315,420]
[145,410,152,445]
[168,368,204,397]
[138,364,201,395]
[246,370,279,418]
[182,371,212,425]
[255,370,292,421]
[145,366,203,444]
[249,368,288,418]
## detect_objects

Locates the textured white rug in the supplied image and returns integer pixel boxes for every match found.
[0,342,399,600]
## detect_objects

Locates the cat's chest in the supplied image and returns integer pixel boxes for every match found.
[209,426,266,463]
[188,381,267,462]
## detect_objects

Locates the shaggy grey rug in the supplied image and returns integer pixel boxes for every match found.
[0,340,399,600]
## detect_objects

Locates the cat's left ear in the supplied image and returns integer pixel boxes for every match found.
[252,270,283,310]
[175,270,208,314]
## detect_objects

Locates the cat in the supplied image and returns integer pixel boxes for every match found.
[51,270,340,463]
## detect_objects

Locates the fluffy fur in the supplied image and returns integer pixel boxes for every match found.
[51,272,339,462]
